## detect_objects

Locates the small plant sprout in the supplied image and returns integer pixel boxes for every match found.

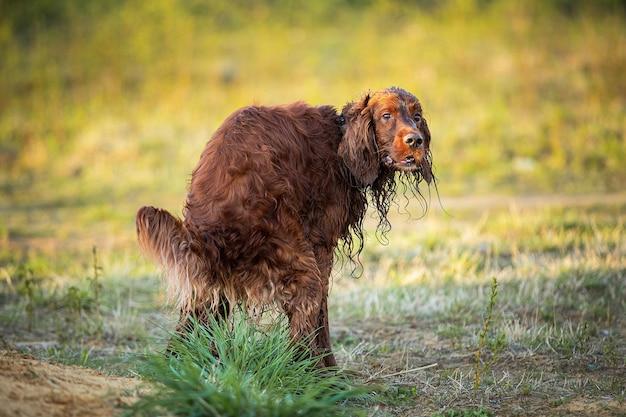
[88,245,104,336]
[474,276,499,390]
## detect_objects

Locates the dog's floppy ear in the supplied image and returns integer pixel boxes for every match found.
[339,94,379,185]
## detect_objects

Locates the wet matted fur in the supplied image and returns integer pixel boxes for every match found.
[136,87,434,366]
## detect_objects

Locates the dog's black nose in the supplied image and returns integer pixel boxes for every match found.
[404,134,424,148]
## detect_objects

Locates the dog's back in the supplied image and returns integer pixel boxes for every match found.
[136,102,343,316]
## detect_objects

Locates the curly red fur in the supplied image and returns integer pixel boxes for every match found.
[136,87,433,366]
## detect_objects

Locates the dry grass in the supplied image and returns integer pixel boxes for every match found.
[1,195,624,415]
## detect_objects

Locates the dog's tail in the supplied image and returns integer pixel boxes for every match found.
[136,206,215,313]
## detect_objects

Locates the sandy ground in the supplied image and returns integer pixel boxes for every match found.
[0,350,138,417]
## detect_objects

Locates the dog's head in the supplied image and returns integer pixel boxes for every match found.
[339,87,432,186]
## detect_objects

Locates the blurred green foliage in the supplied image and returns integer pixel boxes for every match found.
[1,0,625,204]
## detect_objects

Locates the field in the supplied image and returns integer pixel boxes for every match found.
[1,194,624,416]
[1,0,625,416]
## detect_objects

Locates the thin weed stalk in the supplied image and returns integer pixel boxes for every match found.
[89,246,103,336]
[474,276,499,390]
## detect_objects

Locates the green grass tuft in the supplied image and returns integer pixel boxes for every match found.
[128,315,365,417]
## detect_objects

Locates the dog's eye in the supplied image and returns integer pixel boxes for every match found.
[382,113,392,120]
[414,114,422,123]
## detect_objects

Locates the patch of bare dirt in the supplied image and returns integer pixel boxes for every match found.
[0,350,138,417]
[554,396,625,417]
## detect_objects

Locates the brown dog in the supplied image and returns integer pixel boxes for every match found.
[136,87,433,366]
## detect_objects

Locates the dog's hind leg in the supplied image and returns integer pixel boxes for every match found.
[283,276,322,341]
[312,247,337,367]
[278,244,324,360]
[167,295,230,355]
[174,295,231,333]
[316,295,336,367]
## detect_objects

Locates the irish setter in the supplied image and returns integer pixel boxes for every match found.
[136,87,433,366]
